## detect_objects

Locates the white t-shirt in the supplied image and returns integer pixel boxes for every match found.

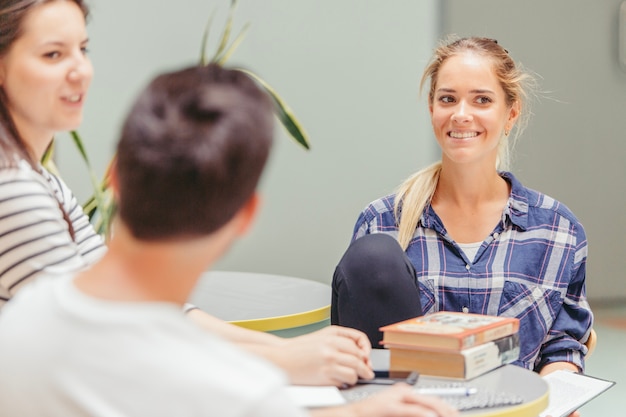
[457,241,483,263]
[0,275,308,417]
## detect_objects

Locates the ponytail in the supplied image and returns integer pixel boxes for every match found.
[393,162,441,250]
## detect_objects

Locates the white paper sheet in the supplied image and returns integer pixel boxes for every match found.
[285,386,347,408]
[539,370,615,417]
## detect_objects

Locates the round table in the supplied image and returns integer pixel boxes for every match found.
[188,270,331,336]
[360,349,549,417]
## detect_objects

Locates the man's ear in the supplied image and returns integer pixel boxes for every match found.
[235,193,260,237]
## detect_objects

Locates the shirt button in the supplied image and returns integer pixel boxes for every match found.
[493,232,500,239]
[462,307,469,313]
[465,264,471,270]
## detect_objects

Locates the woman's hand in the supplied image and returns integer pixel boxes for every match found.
[312,383,460,417]
[540,362,582,417]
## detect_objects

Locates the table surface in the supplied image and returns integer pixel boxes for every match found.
[345,349,549,417]
[188,270,331,332]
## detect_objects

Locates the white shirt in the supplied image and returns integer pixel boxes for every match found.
[0,275,308,417]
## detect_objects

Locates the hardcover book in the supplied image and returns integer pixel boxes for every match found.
[387,333,520,380]
[380,311,520,351]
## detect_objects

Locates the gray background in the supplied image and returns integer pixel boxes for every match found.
[56,0,625,303]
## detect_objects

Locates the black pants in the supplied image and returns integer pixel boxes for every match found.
[331,233,422,348]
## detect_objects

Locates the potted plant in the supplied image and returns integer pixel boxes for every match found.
[45,0,310,238]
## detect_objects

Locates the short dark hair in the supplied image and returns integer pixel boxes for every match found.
[115,64,274,240]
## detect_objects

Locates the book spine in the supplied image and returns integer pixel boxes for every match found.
[463,334,520,379]
[381,313,521,351]
[389,333,520,379]
[461,322,518,349]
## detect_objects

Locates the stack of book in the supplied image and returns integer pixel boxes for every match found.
[380,311,521,380]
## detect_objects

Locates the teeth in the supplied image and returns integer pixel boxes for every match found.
[66,95,81,103]
[449,131,478,139]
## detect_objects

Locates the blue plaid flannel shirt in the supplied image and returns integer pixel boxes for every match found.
[353,171,593,371]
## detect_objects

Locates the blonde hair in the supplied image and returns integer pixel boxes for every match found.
[394,36,535,250]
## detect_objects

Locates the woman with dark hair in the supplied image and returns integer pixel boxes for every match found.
[0,0,105,307]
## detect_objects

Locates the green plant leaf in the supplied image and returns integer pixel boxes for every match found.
[41,141,62,177]
[70,130,112,237]
[74,0,311,240]
[82,194,97,218]
[41,141,55,168]
[196,2,308,149]
[211,0,239,62]
[199,10,216,66]
[70,130,91,163]
[238,69,310,150]
[90,187,115,237]
[215,22,250,65]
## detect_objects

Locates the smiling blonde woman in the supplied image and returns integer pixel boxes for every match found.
[332,39,593,417]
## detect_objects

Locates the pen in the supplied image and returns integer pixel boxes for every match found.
[415,387,478,397]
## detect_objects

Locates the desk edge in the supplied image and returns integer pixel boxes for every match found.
[231,305,330,332]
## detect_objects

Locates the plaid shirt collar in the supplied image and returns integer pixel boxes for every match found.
[420,171,529,234]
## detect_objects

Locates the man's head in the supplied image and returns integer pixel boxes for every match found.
[115,64,274,241]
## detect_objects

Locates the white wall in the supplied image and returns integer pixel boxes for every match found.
[55,0,440,284]
[442,0,626,302]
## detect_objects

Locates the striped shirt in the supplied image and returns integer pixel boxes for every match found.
[0,160,106,309]
[353,171,592,371]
